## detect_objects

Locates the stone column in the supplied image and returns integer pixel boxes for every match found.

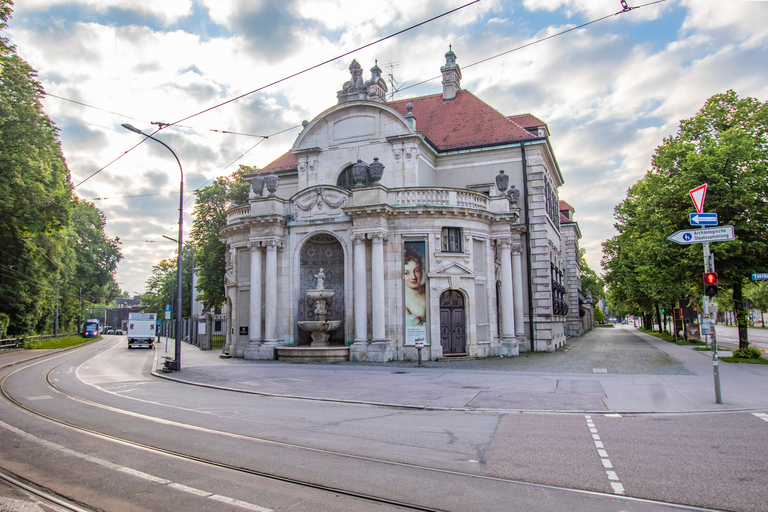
[249,241,262,342]
[498,237,519,356]
[264,241,278,342]
[369,232,386,341]
[511,242,525,337]
[353,234,368,342]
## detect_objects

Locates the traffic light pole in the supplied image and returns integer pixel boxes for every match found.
[702,241,722,404]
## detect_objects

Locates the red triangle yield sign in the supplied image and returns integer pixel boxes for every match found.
[689,184,707,214]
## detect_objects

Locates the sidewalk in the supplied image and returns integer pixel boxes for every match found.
[152,326,768,414]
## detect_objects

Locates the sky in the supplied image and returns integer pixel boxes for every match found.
[6,0,768,297]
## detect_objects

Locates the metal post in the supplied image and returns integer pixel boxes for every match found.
[703,240,722,404]
[122,124,183,371]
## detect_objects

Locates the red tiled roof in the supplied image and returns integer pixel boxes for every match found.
[508,113,546,130]
[559,200,574,211]
[388,91,535,151]
[259,91,542,169]
[261,151,298,173]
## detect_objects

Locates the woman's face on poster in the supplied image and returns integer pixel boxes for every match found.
[404,260,422,290]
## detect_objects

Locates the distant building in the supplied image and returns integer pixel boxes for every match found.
[221,49,589,362]
[107,295,145,330]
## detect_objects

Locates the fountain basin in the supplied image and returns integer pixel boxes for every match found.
[276,346,350,363]
[298,320,342,332]
[306,289,335,301]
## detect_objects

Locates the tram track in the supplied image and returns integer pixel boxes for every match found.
[0,343,716,512]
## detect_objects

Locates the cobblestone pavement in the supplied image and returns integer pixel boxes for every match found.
[182,325,694,375]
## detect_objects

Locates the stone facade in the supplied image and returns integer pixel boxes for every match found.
[220,49,588,362]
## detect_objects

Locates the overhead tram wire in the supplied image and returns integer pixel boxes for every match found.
[396,0,669,94]
[94,0,663,263]
[163,1,481,130]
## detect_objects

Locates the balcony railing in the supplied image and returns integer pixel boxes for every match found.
[227,187,493,224]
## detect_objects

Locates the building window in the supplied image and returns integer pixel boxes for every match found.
[441,227,462,252]
[545,180,560,229]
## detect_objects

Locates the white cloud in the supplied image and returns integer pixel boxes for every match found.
[14,0,193,26]
[6,0,768,291]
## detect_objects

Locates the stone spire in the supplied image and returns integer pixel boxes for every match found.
[365,60,388,103]
[440,45,462,102]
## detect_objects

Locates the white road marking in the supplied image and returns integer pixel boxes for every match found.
[753,413,768,422]
[26,396,53,401]
[0,420,273,511]
[585,415,625,495]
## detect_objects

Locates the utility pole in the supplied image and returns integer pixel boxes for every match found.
[54,271,59,337]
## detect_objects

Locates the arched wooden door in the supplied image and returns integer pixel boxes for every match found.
[440,290,466,354]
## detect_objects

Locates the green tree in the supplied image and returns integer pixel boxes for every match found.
[189,166,251,310]
[747,281,768,327]
[0,2,121,335]
[1,2,74,334]
[603,91,768,344]
[580,249,604,301]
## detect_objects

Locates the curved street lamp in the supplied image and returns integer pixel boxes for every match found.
[122,124,183,371]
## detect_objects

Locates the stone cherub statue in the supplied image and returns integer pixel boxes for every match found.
[314,268,326,290]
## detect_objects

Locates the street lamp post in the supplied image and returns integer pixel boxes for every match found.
[122,124,183,371]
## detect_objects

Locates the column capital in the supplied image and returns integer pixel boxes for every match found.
[262,239,284,249]
[351,232,367,243]
[248,241,261,251]
[510,242,523,254]
[494,236,513,248]
[367,231,388,242]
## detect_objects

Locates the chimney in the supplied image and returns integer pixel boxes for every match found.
[440,45,461,101]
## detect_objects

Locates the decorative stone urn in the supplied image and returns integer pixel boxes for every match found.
[368,157,384,183]
[250,175,265,197]
[265,173,279,197]
[352,159,368,187]
[495,170,509,193]
[297,268,342,346]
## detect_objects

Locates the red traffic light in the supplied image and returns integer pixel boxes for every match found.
[703,272,719,297]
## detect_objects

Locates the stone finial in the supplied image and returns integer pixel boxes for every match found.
[404,102,416,129]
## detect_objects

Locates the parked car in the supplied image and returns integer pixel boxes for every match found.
[115,329,124,335]
[106,329,115,335]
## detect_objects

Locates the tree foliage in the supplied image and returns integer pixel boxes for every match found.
[602,90,768,344]
[188,165,251,310]
[0,2,122,335]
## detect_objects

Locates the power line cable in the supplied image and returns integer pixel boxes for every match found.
[70,1,479,188]
[398,0,669,93]
[164,1,481,129]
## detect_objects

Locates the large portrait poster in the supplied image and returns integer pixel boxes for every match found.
[404,241,427,345]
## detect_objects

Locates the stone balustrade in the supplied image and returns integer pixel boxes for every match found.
[227,187,494,224]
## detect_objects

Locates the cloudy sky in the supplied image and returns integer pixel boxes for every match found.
[6,0,768,296]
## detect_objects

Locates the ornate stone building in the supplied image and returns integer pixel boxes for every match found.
[220,49,589,362]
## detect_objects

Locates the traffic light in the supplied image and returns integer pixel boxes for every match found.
[703,272,719,297]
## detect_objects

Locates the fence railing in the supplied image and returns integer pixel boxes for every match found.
[0,333,79,350]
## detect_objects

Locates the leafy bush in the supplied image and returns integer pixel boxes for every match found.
[731,345,763,359]
[0,313,9,339]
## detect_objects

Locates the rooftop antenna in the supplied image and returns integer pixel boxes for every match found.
[385,61,407,100]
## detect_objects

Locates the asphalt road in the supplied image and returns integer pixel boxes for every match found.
[708,324,768,351]
[1,333,767,511]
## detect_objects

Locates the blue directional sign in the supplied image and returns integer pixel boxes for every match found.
[753,273,768,281]
[689,213,718,226]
